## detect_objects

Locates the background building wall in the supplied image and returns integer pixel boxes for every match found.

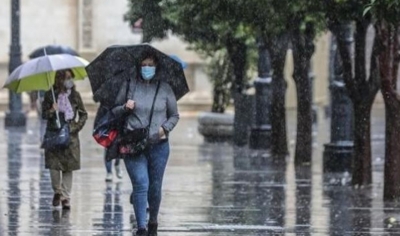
[0,0,78,62]
[1,0,379,112]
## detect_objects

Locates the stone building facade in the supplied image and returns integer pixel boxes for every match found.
[0,0,209,111]
[0,0,383,113]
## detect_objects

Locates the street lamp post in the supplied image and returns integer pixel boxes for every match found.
[6,0,26,127]
[323,27,354,172]
[249,40,272,149]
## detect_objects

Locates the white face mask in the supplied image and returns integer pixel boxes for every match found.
[63,79,74,89]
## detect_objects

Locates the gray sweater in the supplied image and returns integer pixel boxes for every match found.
[112,78,179,143]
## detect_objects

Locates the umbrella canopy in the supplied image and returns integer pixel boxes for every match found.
[4,54,89,93]
[86,43,189,103]
[29,45,79,59]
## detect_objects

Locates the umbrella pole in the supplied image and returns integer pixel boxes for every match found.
[36,90,42,115]
[46,73,61,129]
[42,50,60,128]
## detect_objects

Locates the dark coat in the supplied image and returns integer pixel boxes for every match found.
[42,89,88,171]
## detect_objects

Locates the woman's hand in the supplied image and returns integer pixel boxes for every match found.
[125,99,135,110]
[70,122,79,134]
[159,127,166,139]
[51,103,58,112]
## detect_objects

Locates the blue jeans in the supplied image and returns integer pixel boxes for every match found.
[124,140,170,229]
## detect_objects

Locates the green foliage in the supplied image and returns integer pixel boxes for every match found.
[161,0,255,51]
[124,0,169,42]
[325,0,372,25]
[161,0,257,106]
[364,0,400,23]
[124,0,326,113]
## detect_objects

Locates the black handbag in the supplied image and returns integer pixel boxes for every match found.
[119,137,149,155]
[41,123,71,150]
[118,127,149,155]
[120,128,149,144]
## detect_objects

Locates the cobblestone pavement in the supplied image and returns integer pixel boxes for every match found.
[1,109,399,236]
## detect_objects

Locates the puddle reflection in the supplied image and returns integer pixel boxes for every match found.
[7,128,23,236]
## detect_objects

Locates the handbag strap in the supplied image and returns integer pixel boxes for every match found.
[148,81,161,128]
[126,79,130,97]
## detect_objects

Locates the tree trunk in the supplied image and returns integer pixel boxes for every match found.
[212,87,226,113]
[383,98,400,200]
[269,34,289,156]
[376,21,400,200]
[271,74,288,156]
[226,38,248,95]
[226,37,249,146]
[293,71,313,164]
[211,54,232,113]
[291,23,315,165]
[352,102,373,186]
[331,21,380,186]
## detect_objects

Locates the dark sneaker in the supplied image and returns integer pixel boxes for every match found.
[105,173,113,182]
[61,199,71,210]
[52,193,61,207]
[135,228,147,236]
[148,223,158,236]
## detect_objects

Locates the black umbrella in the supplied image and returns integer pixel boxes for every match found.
[85,43,189,103]
[29,45,79,59]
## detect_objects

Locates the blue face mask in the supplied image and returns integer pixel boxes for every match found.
[141,66,156,80]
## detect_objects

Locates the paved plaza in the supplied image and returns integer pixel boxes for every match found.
[0,109,399,235]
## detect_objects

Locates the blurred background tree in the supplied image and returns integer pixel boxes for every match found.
[125,0,257,114]
[239,0,325,160]
[125,1,400,193]
[125,0,324,158]
[287,0,325,164]
[124,0,169,43]
[324,0,379,186]
[366,0,400,200]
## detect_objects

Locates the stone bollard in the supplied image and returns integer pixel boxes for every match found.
[323,81,354,172]
[249,77,272,149]
[233,93,255,147]
[323,32,354,173]
[197,112,234,143]
[249,41,272,149]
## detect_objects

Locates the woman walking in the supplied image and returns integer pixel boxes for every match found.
[42,69,88,210]
[112,51,179,236]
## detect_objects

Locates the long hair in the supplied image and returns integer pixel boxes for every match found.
[54,69,75,92]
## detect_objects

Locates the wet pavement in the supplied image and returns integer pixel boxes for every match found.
[0,109,399,235]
